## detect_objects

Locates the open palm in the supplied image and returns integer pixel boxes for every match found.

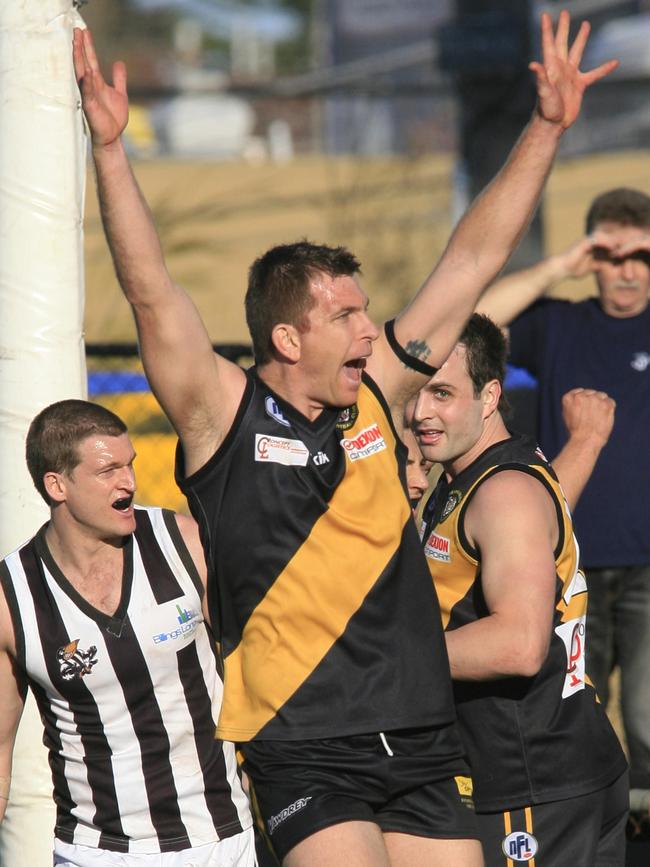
[73,28,129,147]
[529,11,618,131]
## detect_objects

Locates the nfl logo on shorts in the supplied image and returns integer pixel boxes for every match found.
[502,831,538,861]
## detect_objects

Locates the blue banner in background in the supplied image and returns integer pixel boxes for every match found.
[88,365,537,397]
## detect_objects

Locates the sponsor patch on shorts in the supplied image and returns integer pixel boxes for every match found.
[267,796,312,835]
[502,831,538,861]
[255,434,309,466]
[424,531,451,562]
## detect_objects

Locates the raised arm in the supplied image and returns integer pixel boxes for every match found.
[73,28,246,476]
[476,236,598,327]
[551,388,615,511]
[444,471,558,680]
[369,11,617,407]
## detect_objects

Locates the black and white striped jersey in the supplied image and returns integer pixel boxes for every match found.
[0,506,251,854]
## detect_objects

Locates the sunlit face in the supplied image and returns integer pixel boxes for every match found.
[296,273,380,413]
[413,345,499,476]
[49,433,137,540]
[592,221,650,318]
[403,426,433,509]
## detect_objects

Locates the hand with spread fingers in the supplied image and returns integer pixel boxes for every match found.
[529,10,618,130]
[73,27,128,148]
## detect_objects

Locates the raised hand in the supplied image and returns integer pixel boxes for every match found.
[529,10,618,131]
[73,28,128,148]
[561,387,615,449]
[552,236,602,280]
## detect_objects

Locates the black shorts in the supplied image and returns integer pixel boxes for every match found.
[239,724,478,862]
[475,771,629,867]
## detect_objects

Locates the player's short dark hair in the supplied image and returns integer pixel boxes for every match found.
[458,313,510,414]
[26,399,127,504]
[586,188,650,233]
[245,240,362,365]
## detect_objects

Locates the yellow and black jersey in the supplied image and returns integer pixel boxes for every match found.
[177,369,455,742]
[421,433,627,812]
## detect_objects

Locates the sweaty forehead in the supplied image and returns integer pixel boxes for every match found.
[77,432,133,466]
[310,273,366,310]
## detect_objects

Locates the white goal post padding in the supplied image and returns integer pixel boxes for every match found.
[0,3,86,865]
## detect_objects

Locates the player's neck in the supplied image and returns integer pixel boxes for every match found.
[444,413,510,481]
[44,517,128,611]
[257,362,327,421]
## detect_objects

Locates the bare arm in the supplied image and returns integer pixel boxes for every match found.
[551,388,615,511]
[368,11,617,408]
[445,471,558,680]
[74,29,246,476]
[476,236,598,327]
[0,587,25,822]
[175,514,210,624]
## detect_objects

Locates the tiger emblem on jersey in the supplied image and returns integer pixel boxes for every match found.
[57,639,98,681]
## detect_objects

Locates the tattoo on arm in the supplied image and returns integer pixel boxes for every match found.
[403,339,431,368]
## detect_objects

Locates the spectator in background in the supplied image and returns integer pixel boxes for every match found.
[477,187,650,819]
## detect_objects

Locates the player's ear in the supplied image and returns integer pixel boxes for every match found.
[43,471,67,504]
[481,379,501,418]
[270,323,301,363]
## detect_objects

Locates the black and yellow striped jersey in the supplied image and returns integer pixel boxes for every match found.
[178,369,456,742]
[421,433,626,811]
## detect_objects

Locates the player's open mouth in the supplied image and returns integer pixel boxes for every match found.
[112,496,134,512]
[343,358,366,380]
[416,428,443,446]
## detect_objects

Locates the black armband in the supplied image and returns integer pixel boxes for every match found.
[384,319,438,376]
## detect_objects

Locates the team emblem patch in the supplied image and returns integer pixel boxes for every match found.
[265,395,291,427]
[336,404,359,431]
[441,490,462,519]
[502,831,538,862]
[57,639,98,681]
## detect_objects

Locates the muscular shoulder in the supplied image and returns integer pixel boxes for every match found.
[466,469,558,549]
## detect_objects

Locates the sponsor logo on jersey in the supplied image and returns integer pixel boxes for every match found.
[255,434,310,466]
[340,424,386,461]
[265,395,291,427]
[267,797,312,835]
[441,490,462,519]
[424,531,451,563]
[153,603,200,645]
[502,832,538,862]
[335,404,359,431]
[313,451,330,466]
[555,615,587,698]
[57,639,98,681]
[631,351,650,372]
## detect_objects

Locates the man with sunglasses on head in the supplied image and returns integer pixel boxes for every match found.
[477,187,650,825]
